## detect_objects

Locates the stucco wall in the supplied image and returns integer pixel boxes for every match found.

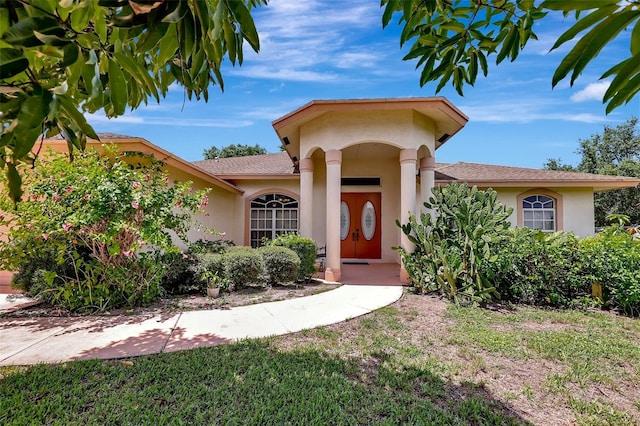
[494,187,596,237]
[299,110,436,159]
[229,179,301,247]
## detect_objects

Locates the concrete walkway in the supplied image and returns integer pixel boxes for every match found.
[0,285,403,366]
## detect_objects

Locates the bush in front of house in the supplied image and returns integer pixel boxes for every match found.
[483,228,587,308]
[187,239,235,255]
[258,246,300,285]
[270,233,317,281]
[396,183,513,306]
[0,147,209,312]
[223,246,264,289]
[579,227,640,316]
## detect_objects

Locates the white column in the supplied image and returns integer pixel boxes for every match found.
[299,158,314,238]
[419,156,435,217]
[324,150,342,282]
[399,148,417,283]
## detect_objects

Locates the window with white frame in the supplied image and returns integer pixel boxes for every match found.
[249,193,298,247]
[522,195,556,231]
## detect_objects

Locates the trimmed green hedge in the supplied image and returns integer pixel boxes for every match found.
[223,246,264,288]
[270,233,317,281]
[258,246,300,284]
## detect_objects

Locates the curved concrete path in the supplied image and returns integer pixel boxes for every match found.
[0,285,402,366]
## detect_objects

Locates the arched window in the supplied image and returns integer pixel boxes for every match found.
[522,195,556,231]
[249,193,298,247]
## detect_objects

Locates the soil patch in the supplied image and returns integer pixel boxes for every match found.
[0,280,340,318]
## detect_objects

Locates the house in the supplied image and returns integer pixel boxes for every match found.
[1,97,638,291]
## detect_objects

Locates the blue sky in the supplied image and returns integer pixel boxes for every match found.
[87,0,640,169]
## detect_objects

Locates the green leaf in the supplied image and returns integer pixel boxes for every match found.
[58,95,99,139]
[6,162,23,204]
[0,48,28,78]
[382,0,400,28]
[550,5,617,50]
[2,16,64,47]
[541,0,617,11]
[603,55,640,102]
[113,52,160,103]
[552,10,640,87]
[33,31,70,46]
[227,0,260,52]
[108,57,128,116]
[60,43,79,68]
[631,20,640,55]
[605,73,640,113]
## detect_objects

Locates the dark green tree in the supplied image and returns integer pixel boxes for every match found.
[203,143,267,159]
[382,0,640,113]
[545,118,640,226]
[0,0,265,202]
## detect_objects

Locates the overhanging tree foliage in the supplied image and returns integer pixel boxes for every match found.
[381,0,640,113]
[203,143,267,159]
[0,0,265,202]
[545,118,640,226]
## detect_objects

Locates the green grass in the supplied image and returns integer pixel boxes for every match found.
[446,306,640,390]
[0,340,525,425]
[2,297,639,425]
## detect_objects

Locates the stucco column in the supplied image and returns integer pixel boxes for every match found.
[399,148,417,283]
[324,150,342,282]
[299,158,314,238]
[419,156,435,216]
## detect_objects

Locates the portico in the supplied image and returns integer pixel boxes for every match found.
[272,98,468,282]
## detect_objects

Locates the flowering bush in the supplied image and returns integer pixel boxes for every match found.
[0,146,210,312]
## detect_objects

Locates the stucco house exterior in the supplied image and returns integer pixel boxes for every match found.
[1,97,639,291]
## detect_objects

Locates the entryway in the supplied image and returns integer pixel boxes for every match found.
[340,192,381,259]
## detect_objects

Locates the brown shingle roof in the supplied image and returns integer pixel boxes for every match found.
[436,162,637,182]
[192,155,639,191]
[435,162,640,191]
[194,152,295,176]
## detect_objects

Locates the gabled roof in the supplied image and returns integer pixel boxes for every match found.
[40,134,244,195]
[273,97,469,163]
[435,162,640,192]
[194,152,297,179]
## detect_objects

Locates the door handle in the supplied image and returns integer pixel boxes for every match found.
[355,228,360,241]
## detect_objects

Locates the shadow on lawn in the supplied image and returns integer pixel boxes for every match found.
[1,339,532,425]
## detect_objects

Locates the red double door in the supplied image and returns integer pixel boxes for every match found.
[340,193,381,259]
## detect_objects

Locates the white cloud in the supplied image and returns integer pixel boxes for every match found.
[459,98,612,124]
[231,0,391,83]
[570,81,610,102]
[87,113,252,128]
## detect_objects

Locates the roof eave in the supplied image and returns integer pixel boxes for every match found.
[435,179,640,191]
[216,174,299,180]
[43,138,245,195]
[272,97,469,160]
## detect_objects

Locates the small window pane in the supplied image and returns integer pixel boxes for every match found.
[522,194,556,232]
[250,193,299,246]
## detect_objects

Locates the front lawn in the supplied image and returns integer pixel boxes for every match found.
[2,293,639,425]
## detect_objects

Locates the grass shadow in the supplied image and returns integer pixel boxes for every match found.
[1,339,532,425]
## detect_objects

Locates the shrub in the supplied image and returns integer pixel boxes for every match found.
[484,229,587,308]
[185,252,227,292]
[160,252,199,295]
[258,246,300,284]
[396,183,513,305]
[270,233,317,281]
[187,239,235,255]
[580,227,640,316]
[223,246,264,288]
[0,147,209,312]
